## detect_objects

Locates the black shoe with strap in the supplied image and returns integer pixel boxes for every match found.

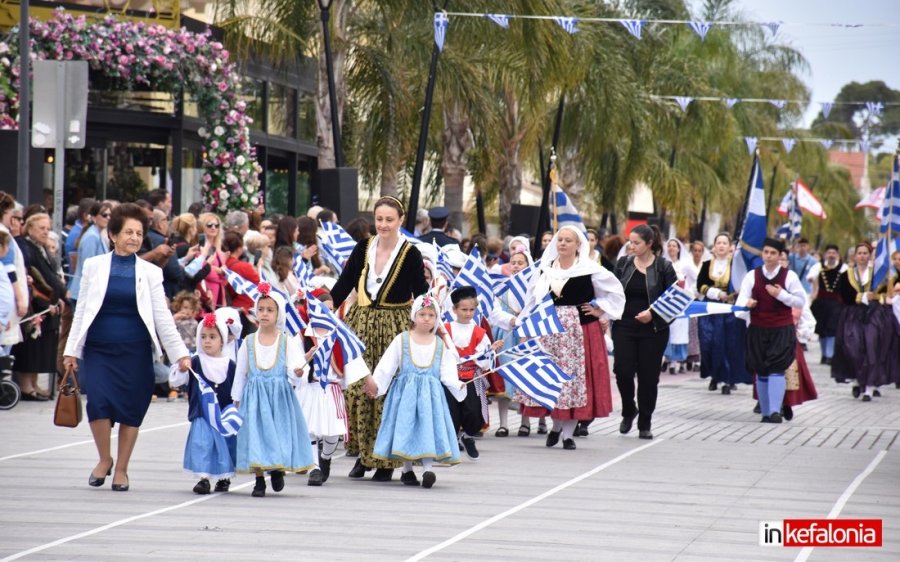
[193,479,211,495]
[252,476,266,497]
[400,471,419,486]
[214,478,230,492]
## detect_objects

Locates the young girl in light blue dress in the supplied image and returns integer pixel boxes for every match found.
[371,294,465,489]
[231,284,316,497]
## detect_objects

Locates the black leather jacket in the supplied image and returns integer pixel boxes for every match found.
[614,255,678,332]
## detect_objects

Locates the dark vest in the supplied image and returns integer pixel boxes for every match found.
[186,355,236,422]
[750,267,793,328]
[551,274,597,325]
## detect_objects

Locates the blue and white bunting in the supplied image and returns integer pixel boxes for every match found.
[485,14,509,28]
[649,284,694,324]
[866,101,884,116]
[620,19,645,39]
[859,139,870,153]
[819,139,834,150]
[687,21,712,40]
[872,154,900,288]
[434,12,448,51]
[192,369,243,437]
[514,294,564,339]
[306,296,365,364]
[744,136,758,155]
[732,154,767,287]
[674,96,693,112]
[554,16,578,34]
[765,21,783,36]
[820,101,833,119]
[781,138,796,153]
[724,98,740,109]
[496,355,573,411]
[768,99,787,109]
[553,185,586,232]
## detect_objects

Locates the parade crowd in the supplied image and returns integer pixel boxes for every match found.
[1,189,898,495]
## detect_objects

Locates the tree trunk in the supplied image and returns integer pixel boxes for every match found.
[315,0,349,170]
[379,131,401,198]
[441,102,474,234]
[497,87,524,235]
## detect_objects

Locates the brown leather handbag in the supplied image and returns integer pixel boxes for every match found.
[54,370,83,428]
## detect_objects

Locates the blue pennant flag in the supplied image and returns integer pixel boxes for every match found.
[554,185,586,232]
[859,139,870,153]
[769,99,787,109]
[674,96,692,111]
[724,98,740,109]
[678,301,749,319]
[775,186,803,243]
[687,21,712,40]
[820,101,833,119]
[866,101,884,116]
[731,154,767,288]
[554,16,578,34]
[496,355,573,411]
[451,246,495,320]
[620,19,645,39]
[781,138,796,153]
[819,139,834,150]
[765,21,783,36]
[192,369,243,437]
[872,154,900,288]
[306,296,365,364]
[744,136,757,155]
[485,14,509,28]
[649,284,694,324]
[293,253,314,290]
[434,12,448,51]
[311,332,337,390]
[514,293,564,339]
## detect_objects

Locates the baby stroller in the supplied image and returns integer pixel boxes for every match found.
[0,354,19,410]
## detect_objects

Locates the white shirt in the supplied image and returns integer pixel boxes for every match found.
[372,333,464,401]
[448,321,493,371]
[231,332,308,402]
[365,235,405,298]
[735,265,807,323]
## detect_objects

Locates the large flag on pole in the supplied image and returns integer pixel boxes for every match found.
[732,152,766,288]
[553,185,586,232]
[872,153,900,288]
[777,179,827,219]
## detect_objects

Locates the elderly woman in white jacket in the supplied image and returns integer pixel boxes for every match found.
[64,203,189,492]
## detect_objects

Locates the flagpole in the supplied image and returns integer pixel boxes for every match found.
[550,149,558,233]
[734,149,759,240]
[534,95,565,254]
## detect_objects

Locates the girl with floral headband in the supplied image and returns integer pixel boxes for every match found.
[230,283,316,497]
[169,313,237,495]
[368,294,465,489]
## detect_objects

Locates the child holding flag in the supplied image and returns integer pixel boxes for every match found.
[169,313,237,494]
[231,283,316,497]
[368,295,465,488]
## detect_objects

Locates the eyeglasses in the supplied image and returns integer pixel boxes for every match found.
[206,223,220,229]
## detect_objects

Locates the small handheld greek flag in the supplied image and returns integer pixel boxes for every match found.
[318,221,357,273]
[293,254,314,289]
[678,301,749,318]
[307,297,365,364]
[514,294,564,339]
[434,242,456,281]
[496,355,573,411]
[500,338,545,362]
[223,269,305,336]
[649,283,694,324]
[222,268,259,301]
[311,332,337,390]
[192,369,242,437]
[497,261,538,312]
[451,247,495,321]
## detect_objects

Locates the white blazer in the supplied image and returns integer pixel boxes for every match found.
[64,252,189,362]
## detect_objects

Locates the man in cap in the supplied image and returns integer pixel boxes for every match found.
[418,206,459,247]
[735,237,806,423]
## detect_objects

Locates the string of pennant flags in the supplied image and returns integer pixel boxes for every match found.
[651,96,894,118]
[742,136,874,155]
[433,12,900,50]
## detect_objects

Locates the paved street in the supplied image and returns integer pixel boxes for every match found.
[1,341,897,561]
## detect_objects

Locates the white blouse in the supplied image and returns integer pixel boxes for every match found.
[372,333,464,401]
[231,332,308,401]
[365,235,405,299]
[448,321,493,371]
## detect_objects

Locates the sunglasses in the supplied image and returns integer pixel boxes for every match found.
[206,223,220,229]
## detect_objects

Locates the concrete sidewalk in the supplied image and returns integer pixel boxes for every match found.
[0,342,896,561]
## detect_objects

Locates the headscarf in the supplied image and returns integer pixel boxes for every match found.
[410,293,441,333]
[254,282,287,331]
[214,307,242,340]
[442,244,467,269]
[508,235,534,266]
[535,226,604,299]
[195,313,231,384]
[665,238,690,264]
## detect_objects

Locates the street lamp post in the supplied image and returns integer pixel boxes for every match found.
[17,0,30,204]
[318,0,344,168]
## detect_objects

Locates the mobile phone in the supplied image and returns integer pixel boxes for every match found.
[198,233,206,246]
[252,249,262,263]
[207,246,216,257]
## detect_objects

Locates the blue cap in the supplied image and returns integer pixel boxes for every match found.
[428,206,449,220]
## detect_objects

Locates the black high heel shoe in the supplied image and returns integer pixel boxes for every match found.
[111,474,129,492]
[88,463,113,487]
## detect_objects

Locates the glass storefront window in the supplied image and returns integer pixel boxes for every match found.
[240,77,265,130]
[88,89,176,114]
[266,167,289,216]
[267,83,297,138]
[298,92,316,142]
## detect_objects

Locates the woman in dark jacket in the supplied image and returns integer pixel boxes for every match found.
[612,224,677,439]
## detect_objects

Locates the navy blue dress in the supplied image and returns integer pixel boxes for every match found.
[83,253,155,427]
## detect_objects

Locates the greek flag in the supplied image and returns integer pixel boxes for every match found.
[732,154,766,288]
[318,221,357,273]
[489,272,508,295]
[677,301,749,319]
[293,254,314,289]
[400,227,427,250]
[434,242,456,281]
[457,345,495,366]
[306,297,365,364]
[311,332,337,390]
[451,247,495,320]
[775,187,802,243]
[269,286,307,336]
[649,283,694,324]
[222,268,259,301]
[496,355,573,411]
[500,338,545,362]
[192,370,242,437]
[554,185,586,232]
[496,261,538,312]
[222,269,305,336]
[514,294,564,339]
[872,154,900,288]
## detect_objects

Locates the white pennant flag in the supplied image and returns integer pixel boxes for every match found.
[768,99,787,109]
[724,98,739,108]
[620,19,645,39]
[434,12,448,51]
[781,138,796,153]
[674,96,693,111]
[820,101,833,119]
[866,101,884,116]
[744,136,758,155]
[687,21,712,40]
[819,139,834,150]
[859,139,870,152]
[485,14,509,28]
[555,17,578,34]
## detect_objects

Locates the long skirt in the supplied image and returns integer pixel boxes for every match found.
[183,418,236,479]
[687,317,700,361]
[698,311,752,385]
[82,339,155,427]
[753,341,818,407]
[344,305,409,470]
[832,304,895,387]
[811,298,841,338]
[518,308,612,420]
